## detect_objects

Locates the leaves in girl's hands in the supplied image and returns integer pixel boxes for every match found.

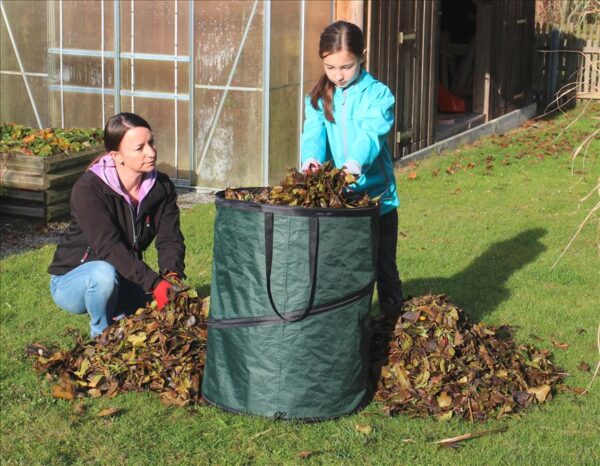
[28,282,208,407]
[372,294,566,422]
[223,162,376,208]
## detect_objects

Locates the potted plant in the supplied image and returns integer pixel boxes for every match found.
[0,124,104,221]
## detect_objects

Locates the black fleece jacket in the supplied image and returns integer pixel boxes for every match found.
[48,170,185,291]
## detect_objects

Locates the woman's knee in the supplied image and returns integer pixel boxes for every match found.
[87,261,118,293]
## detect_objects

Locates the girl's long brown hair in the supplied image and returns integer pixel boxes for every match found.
[308,21,364,123]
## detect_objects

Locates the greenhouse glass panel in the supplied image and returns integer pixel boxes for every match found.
[0,75,48,128]
[121,59,175,94]
[50,56,114,89]
[121,97,178,178]
[47,0,115,130]
[195,88,263,188]
[58,0,107,51]
[195,0,263,89]
[174,101,191,181]
[268,0,302,185]
[193,0,265,188]
[1,0,47,73]
[120,0,177,56]
[1,0,48,127]
[0,18,18,71]
[59,91,105,128]
[303,1,333,97]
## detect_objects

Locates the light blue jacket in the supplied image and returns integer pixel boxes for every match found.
[300,70,399,215]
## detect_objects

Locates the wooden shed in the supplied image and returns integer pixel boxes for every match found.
[340,0,536,160]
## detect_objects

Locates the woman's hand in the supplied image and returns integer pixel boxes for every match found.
[152,280,173,310]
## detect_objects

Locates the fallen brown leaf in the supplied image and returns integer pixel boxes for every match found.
[51,383,75,401]
[552,340,569,350]
[355,424,373,435]
[577,361,591,373]
[97,407,122,417]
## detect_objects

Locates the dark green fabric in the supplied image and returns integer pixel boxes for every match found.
[202,196,378,420]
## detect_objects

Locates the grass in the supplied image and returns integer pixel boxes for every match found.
[1,103,599,465]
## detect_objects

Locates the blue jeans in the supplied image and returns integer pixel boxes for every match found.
[50,261,150,338]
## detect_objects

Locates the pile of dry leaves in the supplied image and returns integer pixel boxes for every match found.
[372,294,567,421]
[27,286,208,407]
[224,161,375,208]
[28,289,573,421]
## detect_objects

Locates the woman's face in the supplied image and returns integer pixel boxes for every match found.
[322,49,363,89]
[114,126,157,174]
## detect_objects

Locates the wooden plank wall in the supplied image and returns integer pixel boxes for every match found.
[367,0,438,160]
[489,0,536,119]
[533,21,600,109]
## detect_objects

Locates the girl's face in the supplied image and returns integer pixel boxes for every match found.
[113,126,157,174]
[323,49,363,89]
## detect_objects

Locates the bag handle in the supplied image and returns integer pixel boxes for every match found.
[264,212,319,322]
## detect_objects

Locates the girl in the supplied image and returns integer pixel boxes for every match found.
[48,113,186,337]
[301,21,404,316]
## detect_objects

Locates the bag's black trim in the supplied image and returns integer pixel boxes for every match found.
[207,281,374,329]
[215,189,379,218]
[264,212,319,322]
[201,393,367,422]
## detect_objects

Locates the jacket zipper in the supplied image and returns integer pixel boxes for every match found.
[342,88,349,162]
[80,246,91,263]
[128,204,139,251]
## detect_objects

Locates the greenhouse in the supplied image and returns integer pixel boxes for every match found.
[1,0,335,189]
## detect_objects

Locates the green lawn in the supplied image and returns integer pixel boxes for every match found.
[1,103,599,465]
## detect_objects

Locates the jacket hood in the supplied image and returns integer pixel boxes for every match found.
[89,154,157,212]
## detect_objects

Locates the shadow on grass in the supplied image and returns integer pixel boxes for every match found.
[367,227,547,402]
[404,227,547,322]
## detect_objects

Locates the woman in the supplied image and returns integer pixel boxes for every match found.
[48,113,186,337]
[300,21,404,316]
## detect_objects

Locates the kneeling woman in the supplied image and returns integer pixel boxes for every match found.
[48,113,185,337]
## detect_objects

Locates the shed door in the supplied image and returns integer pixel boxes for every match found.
[368,0,439,159]
[490,0,535,117]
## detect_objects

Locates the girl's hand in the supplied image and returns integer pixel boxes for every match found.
[302,158,322,174]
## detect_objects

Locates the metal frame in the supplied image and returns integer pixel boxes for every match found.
[187,0,194,187]
[297,0,306,169]
[262,0,271,185]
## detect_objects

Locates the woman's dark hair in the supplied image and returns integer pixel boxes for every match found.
[88,112,152,169]
[308,21,364,123]
[104,112,152,152]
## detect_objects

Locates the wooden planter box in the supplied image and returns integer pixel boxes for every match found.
[0,146,103,222]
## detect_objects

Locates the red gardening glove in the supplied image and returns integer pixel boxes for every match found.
[153,279,173,311]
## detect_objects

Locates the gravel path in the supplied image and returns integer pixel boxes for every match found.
[0,190,214,260]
